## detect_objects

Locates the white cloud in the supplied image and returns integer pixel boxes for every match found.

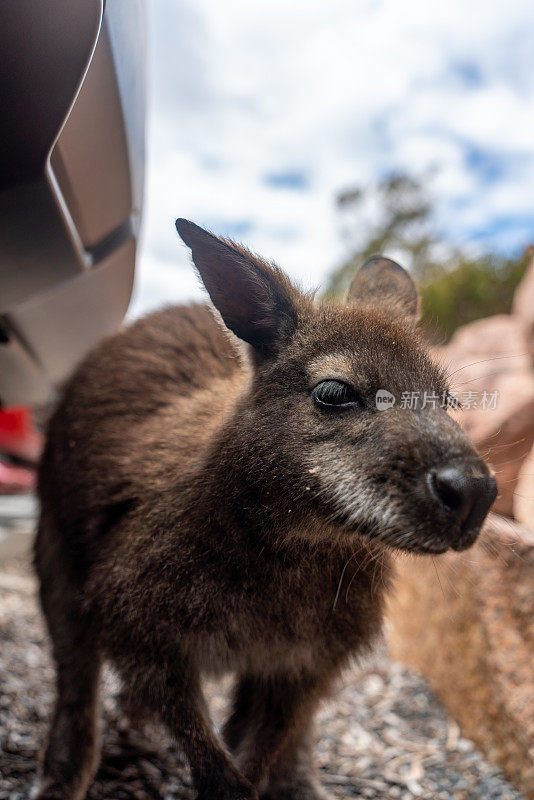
[131,0,534,317]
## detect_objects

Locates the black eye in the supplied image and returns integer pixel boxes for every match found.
[312,380,361,410]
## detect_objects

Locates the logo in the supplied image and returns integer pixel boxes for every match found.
[375,389,395,411]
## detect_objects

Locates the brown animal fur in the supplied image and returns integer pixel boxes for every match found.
[34,220,496,800]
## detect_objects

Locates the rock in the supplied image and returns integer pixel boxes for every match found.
[387,512,534,799]
[515,444,534,529]
[513,251,534,361]
[435,314,534,516]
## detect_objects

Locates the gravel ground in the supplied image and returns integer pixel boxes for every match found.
[0,559,525,800]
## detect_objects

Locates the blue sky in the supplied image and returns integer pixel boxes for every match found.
[131,0,534,316]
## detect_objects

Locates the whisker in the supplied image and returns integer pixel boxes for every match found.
[472,427,503,444]
[448,554,480,591]
[333,551,358,610]
[445,353,529,380]
[450,368,521,390]
[498,477,528,484]
[480,539,509,567]
[487,454,531,468]
[431,557,447,603]
[480,438,527,452]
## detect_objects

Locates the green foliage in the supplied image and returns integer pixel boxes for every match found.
[419,253,529,341]
[326,171,529,341]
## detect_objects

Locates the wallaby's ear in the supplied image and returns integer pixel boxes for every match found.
[176,219,299,355]
[347,255,419,320]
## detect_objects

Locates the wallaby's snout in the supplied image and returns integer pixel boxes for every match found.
[426,461,497,550]
[352,401,497,553]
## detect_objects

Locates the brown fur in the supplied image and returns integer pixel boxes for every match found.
[34,221,496,799]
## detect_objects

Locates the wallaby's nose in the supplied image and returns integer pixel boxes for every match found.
[427,464,497,548]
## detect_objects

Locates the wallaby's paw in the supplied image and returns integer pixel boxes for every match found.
[261,791,332,800]
[197,776,259,800]
[198,789,258,800]
[261,776,333,800]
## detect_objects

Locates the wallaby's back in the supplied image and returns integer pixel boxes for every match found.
[38,303,242,572]
[57,303,240,422]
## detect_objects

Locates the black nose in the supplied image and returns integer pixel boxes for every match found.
[427,464,497,541]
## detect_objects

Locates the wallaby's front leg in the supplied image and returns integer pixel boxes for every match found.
[223,672,333,799]
[127,658,257,800]
[261,725,332,800]
[36,648,101,800]
[34,534,101,800]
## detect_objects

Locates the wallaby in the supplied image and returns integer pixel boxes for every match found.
[34,219,497,800]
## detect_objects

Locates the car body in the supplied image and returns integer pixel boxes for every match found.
[0,0,146,407]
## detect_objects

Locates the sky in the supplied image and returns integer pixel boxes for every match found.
[130,0,534,316]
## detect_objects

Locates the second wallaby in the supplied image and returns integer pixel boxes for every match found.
[34,219,497,800]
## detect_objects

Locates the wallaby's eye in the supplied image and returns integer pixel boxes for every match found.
[312,380,361,410]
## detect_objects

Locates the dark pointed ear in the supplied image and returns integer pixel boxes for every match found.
[176,219,299,355]
[346,255,419,319]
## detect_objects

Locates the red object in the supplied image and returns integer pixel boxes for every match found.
[0,406,43,463]
[0,460,36,493]
[0,406,42,493]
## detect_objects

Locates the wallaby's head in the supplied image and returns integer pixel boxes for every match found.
[176,219,497,555]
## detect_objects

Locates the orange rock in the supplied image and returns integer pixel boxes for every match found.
[435,314,534,516]
[515,444,534,530]
[513,252,534,361]
[387,513,534,799]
